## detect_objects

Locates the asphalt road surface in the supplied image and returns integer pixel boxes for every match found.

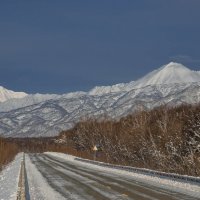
[28,154,199,200]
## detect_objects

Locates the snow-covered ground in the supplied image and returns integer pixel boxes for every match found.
[0,153,23,200]
[45,152,200,199]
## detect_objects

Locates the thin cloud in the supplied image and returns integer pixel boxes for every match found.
[170,55,200,65]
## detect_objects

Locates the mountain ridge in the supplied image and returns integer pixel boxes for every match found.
[89,62,200,95]
[1,62,200,103]
[0,62,200,137]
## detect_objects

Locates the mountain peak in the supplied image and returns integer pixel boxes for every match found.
[89,62,200,96]
[132,62,200,88]
[162,62,190,71]
[164,61,184,67]
[0,86,28,102]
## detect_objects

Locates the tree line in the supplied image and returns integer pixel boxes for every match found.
[58,104,200,176]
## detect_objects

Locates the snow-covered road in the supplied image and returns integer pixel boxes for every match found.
[25,153,200,200]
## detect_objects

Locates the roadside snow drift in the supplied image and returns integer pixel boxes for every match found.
[0,153,22,200]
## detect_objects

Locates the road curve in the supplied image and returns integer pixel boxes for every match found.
[28,154,198,200]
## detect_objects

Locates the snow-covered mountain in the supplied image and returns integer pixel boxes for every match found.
[89,62,200,95]
[0,86,27,102]
[131,62,200,87]
[0,93,61,112]
[0,62,200,137]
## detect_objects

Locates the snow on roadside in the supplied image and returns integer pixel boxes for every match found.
[0,153,23,200]
[45,152,75,161]
[45,152,200,199]
[25,154,65,200]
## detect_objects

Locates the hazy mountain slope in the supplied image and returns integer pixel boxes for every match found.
[0,92,86,112]
[0,62,200,137]
[0,94,60,112]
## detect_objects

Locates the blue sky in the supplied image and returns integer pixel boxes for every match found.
[0,0,200,93]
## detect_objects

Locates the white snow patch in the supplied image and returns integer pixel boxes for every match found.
[44,152,75,161]
[89,83,127,96]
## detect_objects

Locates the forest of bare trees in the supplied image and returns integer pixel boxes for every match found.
[59,104,200,176]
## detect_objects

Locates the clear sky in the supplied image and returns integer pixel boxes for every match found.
[0,0,200,94]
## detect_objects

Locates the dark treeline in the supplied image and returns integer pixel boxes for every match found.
[0,137,71,171]
[6,136,78,156]
[1,104,200,176]
[0,135,91,172]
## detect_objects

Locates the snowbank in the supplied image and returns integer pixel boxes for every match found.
[44,152,75,161]
[0,153,23,200]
